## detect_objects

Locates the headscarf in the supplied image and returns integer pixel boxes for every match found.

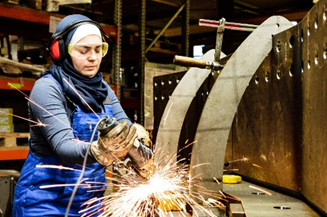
[45,14,108,113]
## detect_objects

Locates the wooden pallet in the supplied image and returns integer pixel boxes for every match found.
[0,132,29,148]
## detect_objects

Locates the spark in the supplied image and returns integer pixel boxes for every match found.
[0,111,49,127]
[80,150,224,217]
[223,169,239,172]
[185,140,197,149]
[207,198,223,207]
[192,162,211,168]
[30,118,51,127]
[249,185,272,196]
[224,156,248,168]
[252,163,262,168]
[72,138,89,144]
[85,181,108,192]
[2,83,73,129]
[230,157,248,163]
[40,183,90,189]
[213,177,220,185]
[7,82,29,97]
[36,164,80,171]
[180,140,197,151]
[26,97,73,130]
[219,191,226,198]
[63,78,100,120]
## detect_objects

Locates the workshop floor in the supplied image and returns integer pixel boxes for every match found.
[223,181,321,217]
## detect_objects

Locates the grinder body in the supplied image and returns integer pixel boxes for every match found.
[97,116,155,179]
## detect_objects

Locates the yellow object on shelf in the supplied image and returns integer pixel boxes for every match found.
[0,108,13,125]
[222,175,242,184]
[0,116,13,125]
[0,124,14,133]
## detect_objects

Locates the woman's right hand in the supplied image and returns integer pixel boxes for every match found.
[91,120,137,166]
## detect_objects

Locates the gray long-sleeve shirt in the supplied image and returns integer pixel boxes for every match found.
[28,76,131,165]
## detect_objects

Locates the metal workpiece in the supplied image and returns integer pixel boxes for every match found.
[189,15,293,199]
[154,49,225,164]
[229,24,302,195]
[299,1,327,212]
[223,181,321,217]
[154,1,327,216]
[228,1,327,214]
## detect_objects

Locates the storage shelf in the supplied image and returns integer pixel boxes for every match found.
[0,3,50,25]
[0,132,29,161]
[0,3,117,40]
[0,146,29,161]
[0,76,36,91]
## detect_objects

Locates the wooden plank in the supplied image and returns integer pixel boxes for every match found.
[0,133,29,147]
[0,133,30,138]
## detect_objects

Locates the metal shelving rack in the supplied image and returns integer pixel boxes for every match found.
[137,0,190,125]
[0,2,118,160]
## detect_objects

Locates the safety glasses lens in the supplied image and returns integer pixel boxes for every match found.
[68,42,109,58]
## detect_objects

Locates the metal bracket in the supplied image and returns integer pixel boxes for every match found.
[173,18,258,71]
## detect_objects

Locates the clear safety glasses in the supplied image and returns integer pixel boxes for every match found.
[68,42,109,59]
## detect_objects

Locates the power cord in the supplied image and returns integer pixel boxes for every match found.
[65,120,100,217]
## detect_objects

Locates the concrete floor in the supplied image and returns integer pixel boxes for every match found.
[223,181,321,217]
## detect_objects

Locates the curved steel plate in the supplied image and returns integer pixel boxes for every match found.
[190,16,293,196]
[155,50,225,162]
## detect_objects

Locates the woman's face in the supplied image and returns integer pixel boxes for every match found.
[69,35,103,78]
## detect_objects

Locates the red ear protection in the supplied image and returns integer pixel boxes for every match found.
[48,19,110,62]
[49,38,66,61]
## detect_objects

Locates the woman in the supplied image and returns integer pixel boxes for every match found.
[13,14,137,217]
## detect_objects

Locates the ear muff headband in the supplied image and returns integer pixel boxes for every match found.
[48,19,109,61]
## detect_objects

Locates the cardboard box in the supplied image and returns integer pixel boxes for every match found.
[0,108,13,125]
[0,108,13,115]
[0,124,14,133]
[0,116,13,125]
